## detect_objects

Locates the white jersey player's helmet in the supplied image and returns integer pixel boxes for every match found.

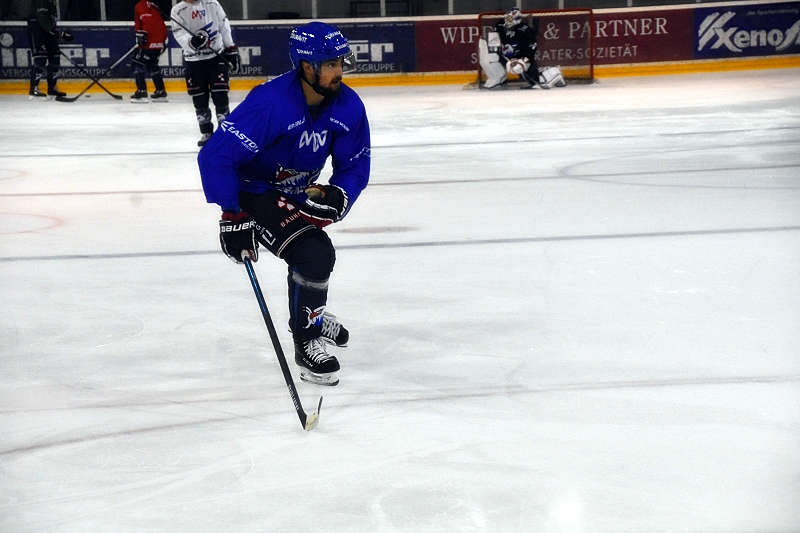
[504,8,522,29]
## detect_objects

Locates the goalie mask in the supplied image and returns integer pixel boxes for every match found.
[289,21,356,87]
[504,8,522,29]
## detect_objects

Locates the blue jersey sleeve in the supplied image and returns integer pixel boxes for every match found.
[329,103,371,217]
[197,89,274,212]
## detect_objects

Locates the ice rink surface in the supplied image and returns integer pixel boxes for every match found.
[1,69,799,532]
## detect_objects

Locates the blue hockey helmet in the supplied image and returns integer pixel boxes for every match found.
[288,22,356,73]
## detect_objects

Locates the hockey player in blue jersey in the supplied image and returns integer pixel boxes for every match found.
[197,21,370,386]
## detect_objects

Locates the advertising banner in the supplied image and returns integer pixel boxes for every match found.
[694,2,800,58]
[416,20,480,71]
[592,9,694,64]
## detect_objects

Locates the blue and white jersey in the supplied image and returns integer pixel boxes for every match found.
[198,70,371,216]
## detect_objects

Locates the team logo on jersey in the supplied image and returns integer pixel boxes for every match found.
[299,130,328,152]
[302,306,326,329]
[192,9,207,19]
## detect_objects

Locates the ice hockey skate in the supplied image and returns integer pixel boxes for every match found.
[130,89,149,103]
[150,89,168,102]
[321,312,349,347]
[295,337,340,386]
[28,86,47,99]
[197,132,212,146]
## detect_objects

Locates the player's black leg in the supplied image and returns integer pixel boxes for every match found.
[210,57,231,124]
[130,50,148,101]
[283,230,341,385]
[29,54,47,97]
[44,36,64,97]
[146,52,167,99]
[185,61,213,145]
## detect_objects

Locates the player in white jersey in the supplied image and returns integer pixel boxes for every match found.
[170,0,240,146]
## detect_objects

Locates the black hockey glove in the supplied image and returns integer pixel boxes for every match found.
[59,30,74,42]
[189,30,210,51]
[219,211,258,264]
[299,185,348,228]
[223,45,240,75]
[135,30,147,47]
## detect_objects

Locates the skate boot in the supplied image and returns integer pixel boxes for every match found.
[197,132,212,147]
[321,312,349,347]
[47,87,66,98]
[294,337,340,386]
[130,89,149,103]
[29,86,47,98]
[150,89,168,101]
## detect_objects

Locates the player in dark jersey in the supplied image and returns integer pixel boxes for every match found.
[494,8,541,88]
[27,0,72,98]
[198,22,370,386]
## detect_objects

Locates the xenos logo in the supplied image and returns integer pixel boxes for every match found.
[698,12,800,52]
[299,130,328,152]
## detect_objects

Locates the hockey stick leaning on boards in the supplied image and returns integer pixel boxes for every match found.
[243,254,322,431]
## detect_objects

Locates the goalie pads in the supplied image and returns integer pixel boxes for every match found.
[506,57,531,76]
[478,34,507,89]
[538,66,567,89]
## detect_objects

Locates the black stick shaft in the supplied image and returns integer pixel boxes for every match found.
[58,49,122,99]
[60,44,137,102]
[243,257,314,430]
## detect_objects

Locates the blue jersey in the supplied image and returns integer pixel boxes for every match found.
[198,70,371,215]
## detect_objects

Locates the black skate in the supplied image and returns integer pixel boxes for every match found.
[295,337,339,386]
[197,132,212,146]
[47,87,66,98]
[321,312,349,347]
[150,89,168,101]
[29,87,47,98]
[130,89,149,103]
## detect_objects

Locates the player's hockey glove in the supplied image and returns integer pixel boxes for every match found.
[189,30,210,51]
[59,30,74,42]
[299,185,348,228]
[219,211,258,263]
[135,30,147,47]
[223,45,240,75]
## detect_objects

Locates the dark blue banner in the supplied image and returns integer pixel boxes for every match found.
[0,21,417,79]
[695,2,800,58]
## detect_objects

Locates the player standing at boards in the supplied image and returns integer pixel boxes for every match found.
[197,21,370,387]
[170,0,240,145]
[27,0,72,98]
[131,0,168,102]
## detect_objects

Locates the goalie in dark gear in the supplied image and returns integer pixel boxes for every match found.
[479,8,566,89]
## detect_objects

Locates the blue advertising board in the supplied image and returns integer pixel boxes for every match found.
[695,2,800,58]
[0,21,416,79]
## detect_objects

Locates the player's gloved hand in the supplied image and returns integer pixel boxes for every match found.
[223,45,240,74]
[135,30,147,47]
[502,44,515,57]
[219,211,258,263]
[59,30,74,42]
[299,184,348,228]
[189,30,210,51]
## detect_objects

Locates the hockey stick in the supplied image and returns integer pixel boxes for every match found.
[243,255,322,431]
[58,49,123,100]
[58,44,138,102]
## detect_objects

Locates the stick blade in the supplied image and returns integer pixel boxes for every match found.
[303,396,323,431]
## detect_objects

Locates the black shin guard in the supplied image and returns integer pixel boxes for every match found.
[283,231,336,342]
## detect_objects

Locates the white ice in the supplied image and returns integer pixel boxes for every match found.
[1,69,799,533]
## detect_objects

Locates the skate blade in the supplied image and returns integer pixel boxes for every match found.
[322,338,348,348]
[299,369,339,386]
[130,99,150,104]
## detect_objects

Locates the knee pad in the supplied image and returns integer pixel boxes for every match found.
[283,230,335,280]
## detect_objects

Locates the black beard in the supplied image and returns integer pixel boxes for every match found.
[312,80,342,99]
